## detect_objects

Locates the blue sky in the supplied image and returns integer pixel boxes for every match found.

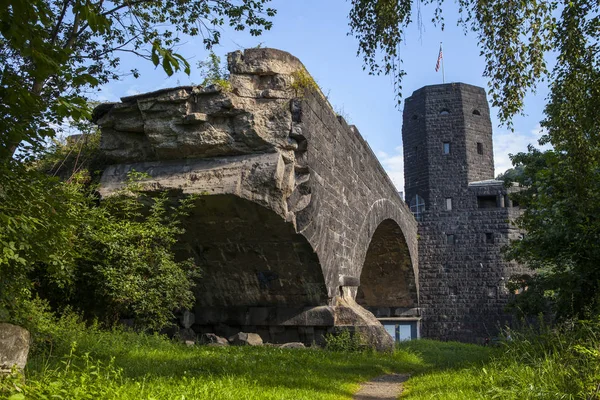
[97,0,549,192]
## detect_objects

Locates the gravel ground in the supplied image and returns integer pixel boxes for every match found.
[353,373,410,400]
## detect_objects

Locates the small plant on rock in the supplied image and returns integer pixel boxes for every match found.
[324,329,365,352]
[198,52,231,92]
[291,68,319,97]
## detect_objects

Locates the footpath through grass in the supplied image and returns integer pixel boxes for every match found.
[3,315,599,399]
[0,316,424,400]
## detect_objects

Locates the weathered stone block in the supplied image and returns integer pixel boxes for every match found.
[0,323,30,374]
[180,310,195,329]
[199,333,229,346]
[228,332,263,346]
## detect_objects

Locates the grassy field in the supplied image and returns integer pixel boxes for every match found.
[2,316,598,399]
[400,321,600,400]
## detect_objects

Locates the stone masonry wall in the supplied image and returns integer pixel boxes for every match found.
[292,90,419,303]
[403,83,525,342]
[418,186,526,341]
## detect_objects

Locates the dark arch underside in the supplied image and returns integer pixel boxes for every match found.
[356,219,418,310]
[178,194,328,308]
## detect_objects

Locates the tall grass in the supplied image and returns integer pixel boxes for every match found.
[403,320,600,400]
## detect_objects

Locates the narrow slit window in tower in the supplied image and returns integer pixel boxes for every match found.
[485,232,493,244]
[477,142,483,154]
[446,234,455,245]
[445,197,452,210]
[443,142,451,154]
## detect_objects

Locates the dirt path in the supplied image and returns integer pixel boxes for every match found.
[353,373,410,400]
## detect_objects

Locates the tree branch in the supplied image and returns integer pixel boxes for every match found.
[101,0,154,17]
[50,0,71,45]
[64,10,82,51]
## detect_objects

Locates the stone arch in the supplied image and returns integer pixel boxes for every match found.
[356,218,418,314]
[351,199,419,301]
[179,194,328,308]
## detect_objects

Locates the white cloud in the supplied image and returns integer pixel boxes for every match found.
[493,131,534,176]
[125,88,142,96]
[375,125,551,192]
[377,146,405,192]
[493,124,550,176]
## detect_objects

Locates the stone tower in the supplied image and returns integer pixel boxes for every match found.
[402,83,525,342]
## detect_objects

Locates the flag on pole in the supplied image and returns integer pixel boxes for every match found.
[435,44,443,72]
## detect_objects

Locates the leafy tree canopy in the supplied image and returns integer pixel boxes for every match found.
[349,0,572,126]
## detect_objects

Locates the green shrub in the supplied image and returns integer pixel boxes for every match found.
[324,329,365,352]
[197,52,231,91]
[2,132,200,331]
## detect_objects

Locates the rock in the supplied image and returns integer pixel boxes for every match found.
[183,113,209,124]
[228,332,263,346]
[279,342,306,349]
[184,340,195,347]
[207,342,228,347]
[180,310,195,329]
[177,328,196,343]
[334,296,395,352]
[0,323,30,374]
[199,333,229,346]
[227,48,304,76]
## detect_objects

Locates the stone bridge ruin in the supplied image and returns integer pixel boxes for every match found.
[94,48,419,350]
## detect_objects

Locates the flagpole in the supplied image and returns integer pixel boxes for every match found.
[441,42,445,84]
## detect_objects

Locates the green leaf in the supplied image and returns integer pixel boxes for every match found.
[162,57,173,76]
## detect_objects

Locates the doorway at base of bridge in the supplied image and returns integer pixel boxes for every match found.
[356,219,419,340]
[176,194,330,344]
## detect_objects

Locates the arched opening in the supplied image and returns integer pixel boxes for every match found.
[175,194,328,342]
[356,219,419,341]
[356,219,418,313]
[439,109,450,115]
[473,109,481,116]
[180,194,327,307]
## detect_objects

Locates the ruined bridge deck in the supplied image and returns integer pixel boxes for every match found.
[95,48,418,350]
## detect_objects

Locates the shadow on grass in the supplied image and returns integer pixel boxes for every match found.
[26,329,430,399]
[24,328,498,399]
